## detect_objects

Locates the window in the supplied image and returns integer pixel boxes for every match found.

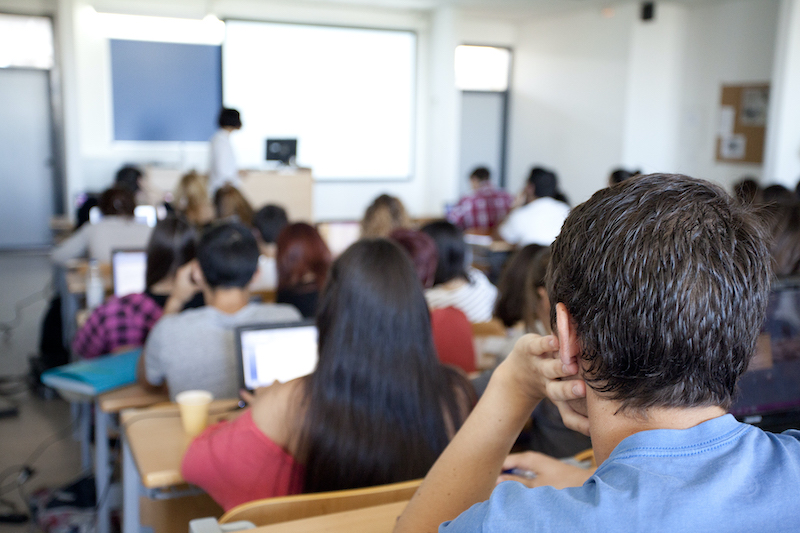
[454,45,511,92]
[0,14,54,69]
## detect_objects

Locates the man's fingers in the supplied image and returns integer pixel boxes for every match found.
[546,378,586,402]
[553,400,591,436]
[520,334,558,357]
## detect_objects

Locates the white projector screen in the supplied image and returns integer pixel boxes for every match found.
[223,20,416,181]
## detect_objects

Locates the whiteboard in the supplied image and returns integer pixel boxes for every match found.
[223,21,416,181]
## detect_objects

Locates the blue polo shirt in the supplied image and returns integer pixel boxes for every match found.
[441,415,800,532]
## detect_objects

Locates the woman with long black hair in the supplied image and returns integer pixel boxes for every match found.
[181,239,474,511]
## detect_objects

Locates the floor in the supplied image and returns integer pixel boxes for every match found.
[0,251,82,531]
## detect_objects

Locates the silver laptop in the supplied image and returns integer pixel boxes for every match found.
[235,321,318,391]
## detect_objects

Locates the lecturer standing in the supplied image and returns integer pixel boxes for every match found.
[209,108,243,193]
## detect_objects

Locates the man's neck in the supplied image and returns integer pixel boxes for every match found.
[203,286,251,314]
[588,393,727,464]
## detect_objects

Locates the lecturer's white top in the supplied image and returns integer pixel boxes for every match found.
[498,197,570,246]
[208,129,240,193]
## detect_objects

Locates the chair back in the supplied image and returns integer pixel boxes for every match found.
[218,478,421,527]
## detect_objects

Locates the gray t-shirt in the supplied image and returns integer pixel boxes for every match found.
[144,303,302,401]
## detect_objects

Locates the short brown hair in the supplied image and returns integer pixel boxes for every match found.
[548,174,771,411]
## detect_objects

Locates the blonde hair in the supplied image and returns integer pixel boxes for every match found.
[174,171,214,226]
[214,184,254,227]
[360,194,411,238]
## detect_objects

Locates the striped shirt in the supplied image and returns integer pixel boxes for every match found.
[425,268,498,323]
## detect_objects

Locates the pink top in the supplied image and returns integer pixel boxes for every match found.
[181,410,305,511]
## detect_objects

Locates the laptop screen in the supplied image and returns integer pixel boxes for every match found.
[237,321,318,390]
[730,278,800,418]
[111,249,147,298]
[317,221,361,257]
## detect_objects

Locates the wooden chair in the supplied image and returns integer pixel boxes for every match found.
[573,448,597,468]
[217,478,422,527]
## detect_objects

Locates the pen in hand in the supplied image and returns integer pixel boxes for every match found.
[501,468,537,480]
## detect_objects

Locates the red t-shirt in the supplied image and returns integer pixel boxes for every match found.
[181,410,305,511]
[431,307,476,373]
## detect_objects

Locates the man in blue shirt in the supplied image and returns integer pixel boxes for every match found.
[396,174,800,532]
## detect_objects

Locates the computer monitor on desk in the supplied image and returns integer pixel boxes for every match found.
[266,139,297,165]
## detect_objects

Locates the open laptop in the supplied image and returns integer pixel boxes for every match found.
[730,277,800,430]
[236,321,318,391]
[316,221,361,257]
[89,205,158,227]
[111,249,147,298]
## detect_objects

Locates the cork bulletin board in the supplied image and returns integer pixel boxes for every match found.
[715,83,769,164]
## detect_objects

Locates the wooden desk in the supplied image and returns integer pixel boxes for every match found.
[99,383,169,414]
[121,399,239,489]
[65,260,113,295]
[120,399,238,533]
[144,167,314,222]
[239,169,313,222]
[252,501,407,533]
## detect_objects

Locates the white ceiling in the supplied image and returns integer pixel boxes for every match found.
[298,0,725,18]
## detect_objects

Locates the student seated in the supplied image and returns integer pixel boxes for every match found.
[275,223,331,318]
[361,194,412,238]
[498,167,569,247]
[173,170,215,227]
[52,187,153,264]
[72,216,201,359]
[181,239,474,511]
[214,184,254,227]
[390,228,476,373]
[138,222,301,400]
[250,204,289,292]
[421,221,497,323]
[447,167,513,231]
[395,174,800,532]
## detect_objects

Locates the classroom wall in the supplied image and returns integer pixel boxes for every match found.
[506,4,636,206]
[676,0,779,189]
[764,0,800,188]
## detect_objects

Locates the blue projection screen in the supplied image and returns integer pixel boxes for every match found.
[110,40,221,141]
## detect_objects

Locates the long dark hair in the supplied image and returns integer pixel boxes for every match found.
[493,244,544,327]
[145,215,197,289]
[298,239,470,492]
[421,220,468,285]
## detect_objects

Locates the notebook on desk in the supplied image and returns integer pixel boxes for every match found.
[41,349,142,397]
[731,278,800,427]
[236,321,318,391]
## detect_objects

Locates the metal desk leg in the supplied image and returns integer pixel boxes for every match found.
[74,400,92,471]
[122,434,141,533]
[95,403,110,533]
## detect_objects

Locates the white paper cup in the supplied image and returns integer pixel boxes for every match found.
[175,390,213,437]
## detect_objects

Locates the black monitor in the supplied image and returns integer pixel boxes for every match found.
[265,139,297,165]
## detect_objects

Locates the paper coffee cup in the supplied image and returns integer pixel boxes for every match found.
[175,390,213,437]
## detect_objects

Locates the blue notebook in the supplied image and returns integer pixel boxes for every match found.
[41,349,141,396]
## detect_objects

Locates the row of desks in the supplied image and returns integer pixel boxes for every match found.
[94,385,407,533]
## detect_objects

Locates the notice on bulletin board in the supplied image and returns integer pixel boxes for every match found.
[715,83,769,164]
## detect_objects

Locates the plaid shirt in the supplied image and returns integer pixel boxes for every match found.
[71,292,163,359]
[447,184,514,230]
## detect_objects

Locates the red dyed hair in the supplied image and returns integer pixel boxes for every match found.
[389,228,438,289]
[277,223,332,291]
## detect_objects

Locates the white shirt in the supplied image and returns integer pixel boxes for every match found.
[425,268,498,323]
[208,129,239,193]
[498,197,570,246]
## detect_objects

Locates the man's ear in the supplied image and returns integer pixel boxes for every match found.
[555,302,580,369]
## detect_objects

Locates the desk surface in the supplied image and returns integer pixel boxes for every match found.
[121,399,239,489]
[251,500,407,533]
[99,384,170,413]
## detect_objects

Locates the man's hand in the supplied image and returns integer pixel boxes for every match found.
[163,260,201,315]
[497,452,594,489]
[491,334,581,409]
